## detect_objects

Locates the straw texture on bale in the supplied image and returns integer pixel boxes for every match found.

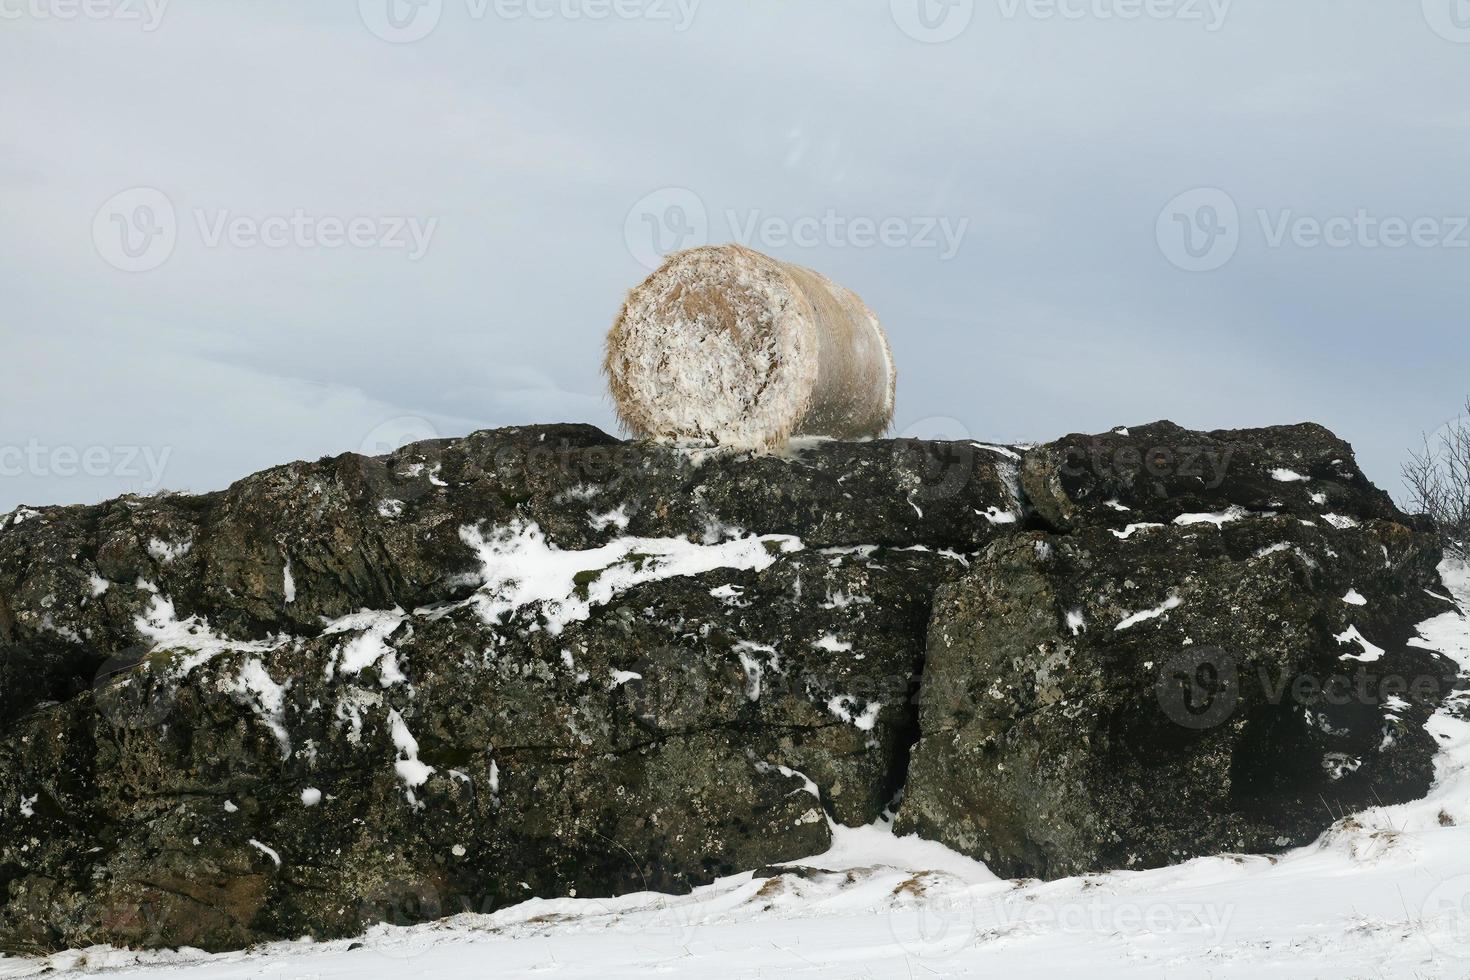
[604,244,896,448]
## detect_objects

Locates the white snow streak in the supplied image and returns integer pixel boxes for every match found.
[1114,595,1183,631]
[459,521,802,635]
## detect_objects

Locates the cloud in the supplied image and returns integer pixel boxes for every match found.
[0,0,1464,511]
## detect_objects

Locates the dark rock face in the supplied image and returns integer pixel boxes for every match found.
[896,517,1453,878]
[898,423,1457,878]
[1019,421,1405,532]
[0,420,1457,953]
[0,428,1017,953]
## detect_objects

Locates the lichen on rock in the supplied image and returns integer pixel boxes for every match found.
[0,420,1458,953]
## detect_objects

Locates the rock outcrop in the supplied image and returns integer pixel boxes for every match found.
[897,422,1457,877]
[0,421,1458,953]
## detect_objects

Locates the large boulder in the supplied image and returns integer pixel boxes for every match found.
[0,425,1015,662]
[1019,420,1405,532]
[897,425,1457,878]
[0,426,1018,952]
[0,419,1457,953]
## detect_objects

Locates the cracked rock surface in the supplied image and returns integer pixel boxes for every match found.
[0,421,1456,952]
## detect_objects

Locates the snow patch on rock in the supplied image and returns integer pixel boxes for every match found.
[459,521,803,635]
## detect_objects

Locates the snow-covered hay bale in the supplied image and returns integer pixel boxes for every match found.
[605,244,896,448]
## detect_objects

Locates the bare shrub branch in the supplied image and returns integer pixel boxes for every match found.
[1403,398,1470,561]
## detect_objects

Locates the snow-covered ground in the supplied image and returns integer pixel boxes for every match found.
[5,564,1470,980]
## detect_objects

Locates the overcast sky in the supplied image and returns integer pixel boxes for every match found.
[2,0,1467,511]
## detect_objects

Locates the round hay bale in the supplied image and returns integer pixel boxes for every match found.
[605,244,896,448]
